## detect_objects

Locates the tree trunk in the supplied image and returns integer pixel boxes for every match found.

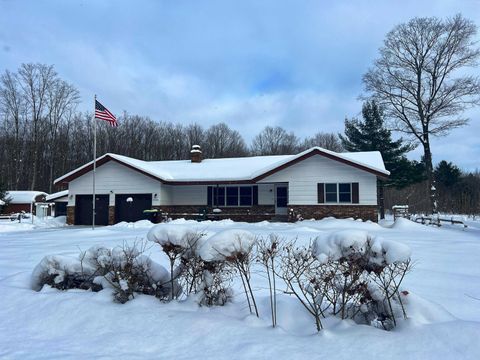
[422,139,434,214]
[378,181,385,219]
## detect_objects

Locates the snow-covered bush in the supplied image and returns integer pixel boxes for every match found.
[312,230,412,330]
[199,229,258,315]
[32,241,176,304]
[83,241,177,303]
[31,254,100,292]
[147,224,205,300]
[197,260,234,307]
[256,234,281,327]
[277,230,412,332]
[279,241,327,331]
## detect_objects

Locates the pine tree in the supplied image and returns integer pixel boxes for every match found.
[435,161,461,188]
[0,180,11,212]
[339,101,424,189]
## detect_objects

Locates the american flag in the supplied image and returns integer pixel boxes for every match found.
[95,99,118,127]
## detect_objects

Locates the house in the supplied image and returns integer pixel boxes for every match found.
[46,190,69,217]
[54,146,389,225]
[4,191,49,215]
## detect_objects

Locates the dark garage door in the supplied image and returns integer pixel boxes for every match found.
[75,195,109,226]
[115,194,152,223]
[54,202,67,217]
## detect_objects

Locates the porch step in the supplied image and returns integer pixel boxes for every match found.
[270,215,289,222]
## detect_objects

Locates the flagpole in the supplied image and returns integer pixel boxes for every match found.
[92,94,97,230]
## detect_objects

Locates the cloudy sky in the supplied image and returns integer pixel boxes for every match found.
[1,0,479,169]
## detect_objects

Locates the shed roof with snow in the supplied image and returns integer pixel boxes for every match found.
[6,191,48,204]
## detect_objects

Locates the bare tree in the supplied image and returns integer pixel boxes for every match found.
[251,126,299,155]
[0,70,25,188]
[18,63,58,189]
[300,132,344,152]
[363,14,480,213]
[46,79,80,192]
[204,122,248,158]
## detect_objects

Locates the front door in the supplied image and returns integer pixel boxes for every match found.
[275,185,288,215]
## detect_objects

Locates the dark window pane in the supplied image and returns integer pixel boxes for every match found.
[213,187,225,206]
[226,187,239,206]
[325,193,337,202]
[276,186,288,207]
[325,183,337,202]
[339,183,350,192]
[239,187,252,206]
[339,183,351,203]
[325,183,337,193]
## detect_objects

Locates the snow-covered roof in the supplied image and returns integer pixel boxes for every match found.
[54,147,389,185]
[0,199,5,206]
[46,190,68,202]
[6,191,48,204]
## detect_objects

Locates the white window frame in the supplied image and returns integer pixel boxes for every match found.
[324,183,353,204]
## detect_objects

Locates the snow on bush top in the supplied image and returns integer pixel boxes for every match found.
[147,224,201,248]
[134,255,170,283]
[312,229,411,265]
[198,229,256,262]
[31,254,94,291]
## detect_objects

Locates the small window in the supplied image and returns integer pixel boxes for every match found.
[325,183,337,203]
[239,186,252,206]
[338,183,351,203]
[226,187,239,206]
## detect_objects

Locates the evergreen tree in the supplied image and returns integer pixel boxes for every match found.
[0,180,11,212]
[339,101,424,189]
[435,161,461,188]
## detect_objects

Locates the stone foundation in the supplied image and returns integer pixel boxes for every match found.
[289,205,378,222]
[108,206,115,225]
[67,206,75,225]
[154,205,276,222]
[66,204,378,224]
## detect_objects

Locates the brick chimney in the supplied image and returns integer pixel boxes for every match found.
[190,145,202,163]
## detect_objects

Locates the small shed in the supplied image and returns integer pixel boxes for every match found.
[46,190,69,217]
[4,191,49,215]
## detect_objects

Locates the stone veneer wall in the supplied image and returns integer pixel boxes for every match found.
[289,205,378,222]
[108,206,115,225]
[154,205,276,222]
[66,206,75,225]
[66,204,378,224]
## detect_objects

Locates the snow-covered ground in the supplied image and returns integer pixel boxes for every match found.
[0,217,479,359]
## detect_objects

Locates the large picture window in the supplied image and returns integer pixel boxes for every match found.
[211,186,253,207]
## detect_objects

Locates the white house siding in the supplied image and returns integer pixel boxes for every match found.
[170,185,207,206]
[67,161,162,206]
[159,184,173,205]
[258,154,377,205]
[258,184,274,205]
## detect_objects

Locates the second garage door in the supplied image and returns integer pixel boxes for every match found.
[115,193,152,223]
